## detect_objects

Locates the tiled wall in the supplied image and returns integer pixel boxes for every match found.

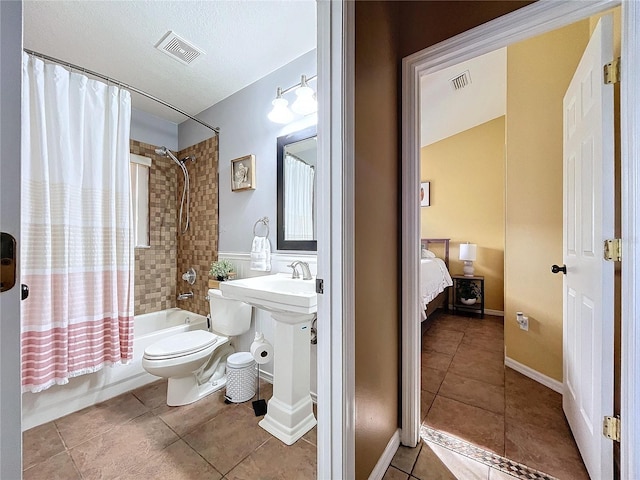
[175,136,220,316]
[131,135,219,316]
[131,140,178,315]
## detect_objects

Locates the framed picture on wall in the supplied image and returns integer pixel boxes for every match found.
[231,155,256,192]
[420,182,430,207]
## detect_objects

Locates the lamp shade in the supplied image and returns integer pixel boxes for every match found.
[459,243,477,261]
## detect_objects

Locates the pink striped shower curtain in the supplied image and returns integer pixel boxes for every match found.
[21,53,134,393]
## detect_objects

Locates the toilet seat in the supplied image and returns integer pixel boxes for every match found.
[144,330,222,361]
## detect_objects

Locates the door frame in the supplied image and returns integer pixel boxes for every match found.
[317,0,355,478]
[400,1,640,478]
[0,0,357,477]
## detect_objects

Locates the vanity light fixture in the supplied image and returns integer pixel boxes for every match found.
[268,74,317,124]
[267,88,294,124]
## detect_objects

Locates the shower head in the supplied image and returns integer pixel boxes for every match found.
[155,146,181,166]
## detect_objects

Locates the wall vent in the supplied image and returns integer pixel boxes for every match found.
[155,31,204,66]
[449,70,471,91]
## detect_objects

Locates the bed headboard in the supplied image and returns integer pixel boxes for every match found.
[421,238,450,267]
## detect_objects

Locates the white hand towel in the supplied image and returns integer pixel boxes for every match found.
[250,236,271,272]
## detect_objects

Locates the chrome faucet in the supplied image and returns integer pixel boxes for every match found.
[177,291,194,301]
[287,261,312,280]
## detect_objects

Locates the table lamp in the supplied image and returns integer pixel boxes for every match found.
[459,243,477,277]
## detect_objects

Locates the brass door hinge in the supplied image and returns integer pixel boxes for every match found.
[604,238,622,262]
[604,57,621,84]
[603,415,621,442]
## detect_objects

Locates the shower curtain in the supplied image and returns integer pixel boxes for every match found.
[284,154,315,241]
[21,53,134,393]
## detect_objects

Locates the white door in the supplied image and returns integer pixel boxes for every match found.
[0,1,24,477]
[563,15,614,480]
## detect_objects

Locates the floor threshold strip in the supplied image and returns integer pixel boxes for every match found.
[420,425,559,480]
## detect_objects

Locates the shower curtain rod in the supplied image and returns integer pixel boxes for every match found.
[24,49,220,135]
[287,152,314,168]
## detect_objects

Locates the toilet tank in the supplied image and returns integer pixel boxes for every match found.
[208,289,252,336]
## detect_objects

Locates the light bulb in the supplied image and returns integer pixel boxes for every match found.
[268,96,293,124]
[291,85,317,116]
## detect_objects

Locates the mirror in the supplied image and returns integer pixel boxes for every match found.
[277,126,317,251]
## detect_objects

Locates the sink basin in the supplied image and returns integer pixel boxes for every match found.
[220,273,317,314]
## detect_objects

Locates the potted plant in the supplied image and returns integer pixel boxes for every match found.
[209,259,236,281]
[457,280,480,305]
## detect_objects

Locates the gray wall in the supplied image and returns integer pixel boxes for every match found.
[131,108,178,150]
[1,0,24,476]
[179,50,317,252]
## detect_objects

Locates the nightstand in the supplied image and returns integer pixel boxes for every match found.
[451,275,484,318]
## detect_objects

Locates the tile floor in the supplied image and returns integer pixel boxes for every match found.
[22,379,317,480]
[384,311,590,480]
[23,311,589,480]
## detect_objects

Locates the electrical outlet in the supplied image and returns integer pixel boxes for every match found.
[519,316,529,331]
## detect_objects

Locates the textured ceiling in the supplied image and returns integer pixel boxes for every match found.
[24,1,317,124]
[420,48,506,147]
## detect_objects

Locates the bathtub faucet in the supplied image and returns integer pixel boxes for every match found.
[177,291,194,301]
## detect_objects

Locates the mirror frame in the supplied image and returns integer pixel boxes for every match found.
[276,125,317,251]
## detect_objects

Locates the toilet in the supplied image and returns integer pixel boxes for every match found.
[142,289,252,406]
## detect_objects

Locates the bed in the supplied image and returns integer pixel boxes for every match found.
[420,238,453,322]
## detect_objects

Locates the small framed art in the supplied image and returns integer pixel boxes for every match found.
[231,155,256,191]
[420,182,430,207]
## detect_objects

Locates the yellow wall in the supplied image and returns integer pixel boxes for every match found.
[421,117,505,311]
[505,20,590,381]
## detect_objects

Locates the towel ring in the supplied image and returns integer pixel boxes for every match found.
[253,217,269,237]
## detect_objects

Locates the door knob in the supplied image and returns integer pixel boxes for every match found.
[551,264,567,274]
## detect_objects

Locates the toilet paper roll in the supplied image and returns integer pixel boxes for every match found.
[250,338,274,365]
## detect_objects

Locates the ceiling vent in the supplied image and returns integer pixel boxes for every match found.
[449,70,471,91]
[155,31,204,66]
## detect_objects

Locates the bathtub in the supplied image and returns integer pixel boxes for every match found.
[22,308,207,431]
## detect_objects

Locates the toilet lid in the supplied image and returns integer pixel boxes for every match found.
[144,330,219,360]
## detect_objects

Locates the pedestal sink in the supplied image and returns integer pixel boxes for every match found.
[220,273,317,445]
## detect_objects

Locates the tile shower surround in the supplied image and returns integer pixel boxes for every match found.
[130,140,178,315]
[176,135,220,317]
[130,136,219,316]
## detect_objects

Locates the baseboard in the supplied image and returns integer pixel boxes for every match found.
[258,369,273,384]
[447,305,504,317]
[504,356,563,394]
[368,429,400,480]
[258,369,318,403]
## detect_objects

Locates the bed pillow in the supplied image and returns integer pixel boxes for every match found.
[421,248,436,259]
